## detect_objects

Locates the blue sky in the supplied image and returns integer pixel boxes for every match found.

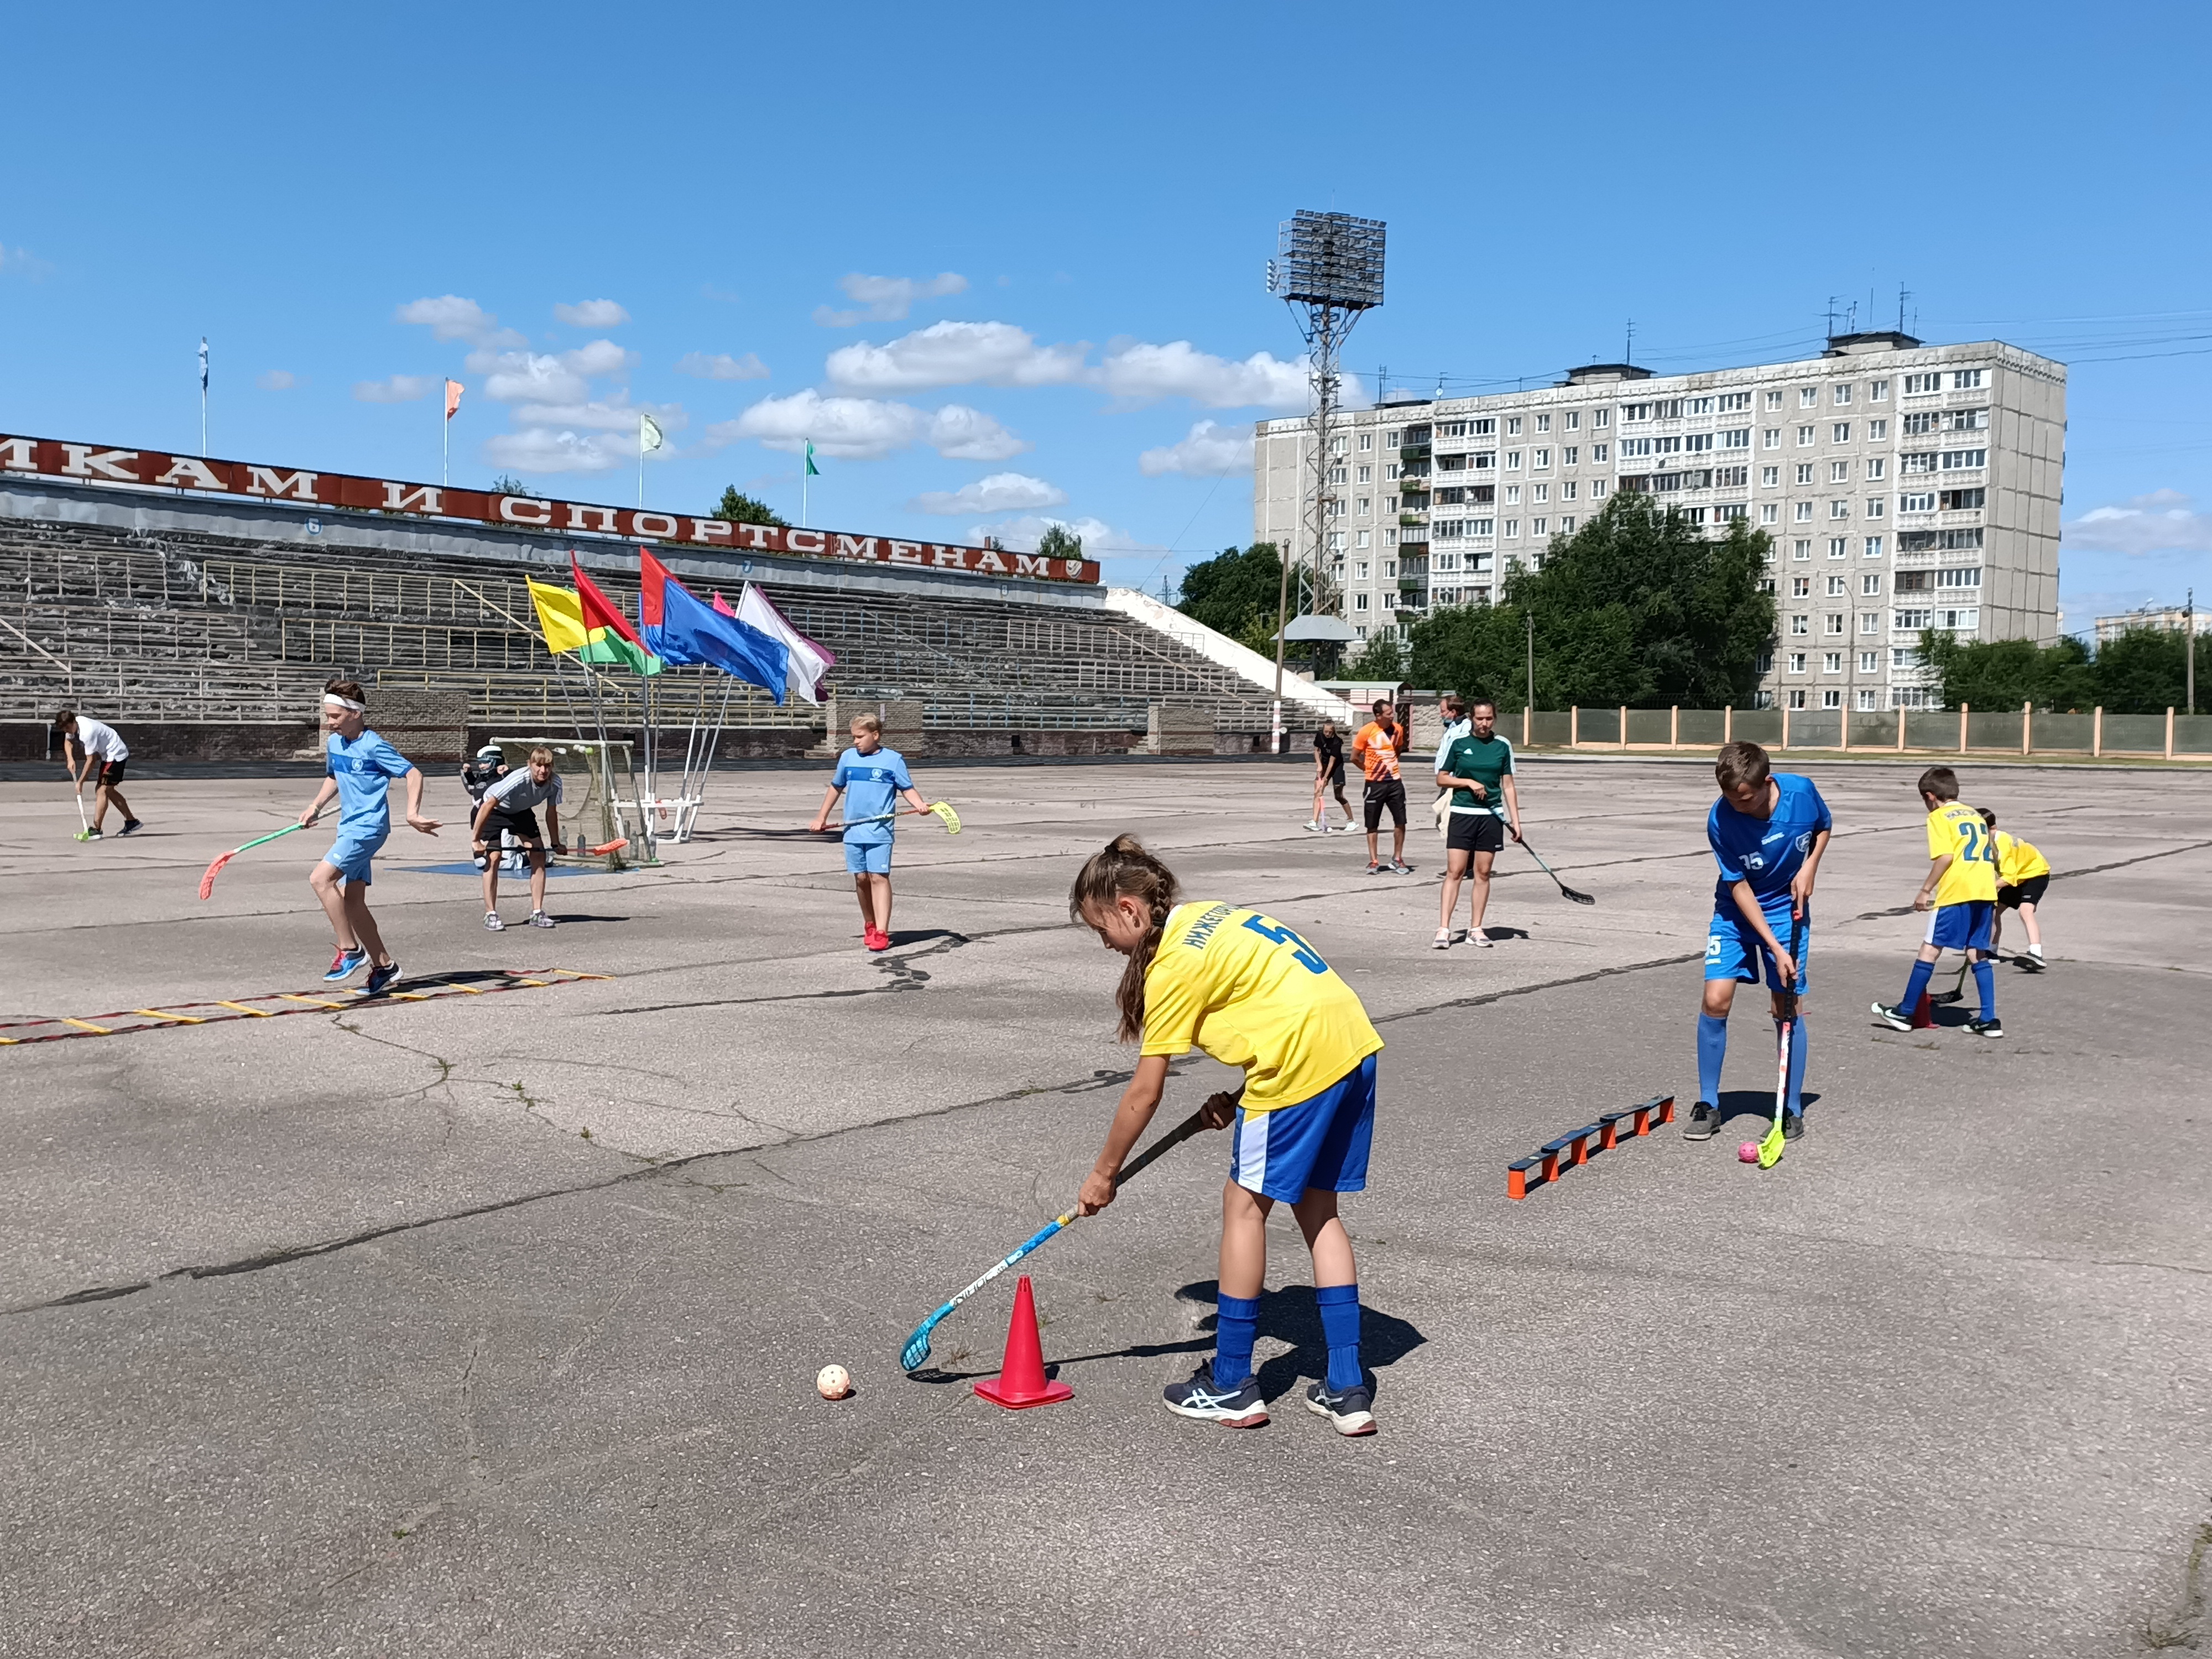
[3,1,2209,628]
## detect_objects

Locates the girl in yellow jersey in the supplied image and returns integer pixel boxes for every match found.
[1980,808,2051,969]
[1071,835,1384,1437]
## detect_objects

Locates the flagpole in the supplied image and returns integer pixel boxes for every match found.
[442,404,450,488]
[199,338,208,458]
[801,438,808,527]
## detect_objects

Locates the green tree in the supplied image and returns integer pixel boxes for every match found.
[1175,542,1284,639]
[489,474,538,498]
[1035,524,1084,561]
[1345,630,1408,681]
[1408,494,1774,708]
[2091,625,2208,713]
[713,486,787,527]
[1916,632,2096,711]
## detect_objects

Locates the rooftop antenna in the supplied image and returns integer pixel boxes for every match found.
[1376,363,1387,403]
[1266,208,1386,704]
[1624,319,1634,364]
[1897,283,1911,333]
[1825,296,1840,337]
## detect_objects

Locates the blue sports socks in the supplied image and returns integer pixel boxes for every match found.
[1782,1014,1808,1116]
[1900,957,1937,1015]
[1973,959,1996,1021]
[1212,1293,1260,1390]
[1314,1282,1363,1392]
[1697,1013,1729,1103]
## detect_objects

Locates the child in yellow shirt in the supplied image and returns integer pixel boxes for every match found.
[1071,835,1384,1437]
[1980,808,2050,969]
[1873,767,2004,1038]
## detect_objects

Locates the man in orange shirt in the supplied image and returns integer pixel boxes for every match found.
[1350,698,1413,875]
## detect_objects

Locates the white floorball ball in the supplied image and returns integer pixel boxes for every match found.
[816,1364,853,1400]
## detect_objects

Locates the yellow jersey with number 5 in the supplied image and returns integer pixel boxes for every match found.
[1927,801,2000,906]
[1140,901,1383,1113]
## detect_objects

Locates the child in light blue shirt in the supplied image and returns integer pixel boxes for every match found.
[810,712,927,952]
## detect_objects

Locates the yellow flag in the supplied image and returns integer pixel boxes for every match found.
[527,578,588,654]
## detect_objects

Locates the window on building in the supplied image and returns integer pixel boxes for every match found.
[1797,425,1815,446]
[1900,491,1936,513]
[1904,373,1942,395]
[1863,573,1883,595]
[1470,518,1494,536]
[1864,497,1885,519]
[1953,369,1986,389]
[1504,485,1521,506]
[1829,461,1851,484]
[1902,411,1940,436]
[1764,427,1782,449]
[1796,464,1815,485]
[1824,615,1845,637]
[1901,452,1938,475]
[1590,444,1609,463]
[1533,483,1550,503]
[1719,392,1752,413]
[1353,592,1369,612]
[1328,530,1346,551]
[1830,500,1851,521]
[1869,380,1890,401]
[1355,497,1370,516]
[1935,564,1983,585]
[1761,466,1780,487]
[1503,519,1520,538]
[1894,607,1930,629]
[1760,503,1778,524]
[1826,575,1847,596]
[1793,500,1813,522]
[1939,448,1987,471]
[1864,457,1885,482]
[1506,451,1522,471]
[1533,448,1551,468]
[1532,413,1550,434]
[1828,537,1849,558]
[1506,417,1522,436]
[1558,446,1575,466]
[1860,614,1881,636]
[1386,463,1402,482]
[1589,479,1607,499]
[1867,419,1888,441]
[1531,517,1547,536]
[1563,411,1580,431]
[1593,409,1609,429]
[1331,436,1347,455]
[1684,432,1714,453]
[1683,396,1713,415]
[1818,687,1839,707]
[1892,646,1918,668]
[1382,559,1397,578]
[1798,387,1818,408]
[1790,614,1809,635]
[1791,576,1812,597]
[1832,422,1851,444]
[1561,515,1577,533]
[1355,530,1370,549]
[1834,384,1854,406]
[1719,428,1751,450]
[1329,465,1348,484]
[1765,389,1785,410]
[1793,539,1812,560]
[1357,433,1373,452]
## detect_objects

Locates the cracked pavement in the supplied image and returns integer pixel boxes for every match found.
[2,757,2208,1657]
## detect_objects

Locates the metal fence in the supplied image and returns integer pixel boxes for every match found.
[1520,703,2212,760]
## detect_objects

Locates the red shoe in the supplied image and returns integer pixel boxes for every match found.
[864,927,891,952]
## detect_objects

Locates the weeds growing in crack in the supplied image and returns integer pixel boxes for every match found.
[2145,1521,2210,1650]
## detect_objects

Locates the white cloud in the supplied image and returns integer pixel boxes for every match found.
[927,404,1029,461]
[970,514,1166,561]
[826,320,1087,392]
[1138,419,1254,477]
[482,429,633,474]
[813,271,968,328]
[822,320,1310,410]
[353,374,436,403]
[1095,342,1307,409]
[393,294,525,349]
[468,340,638,406]
[511,399,685,435]
[256,369,298,392]
[2062,489,2212,556]
[554,299,629,328]
[0,241,54,278]
[909,472,1067,515]
[703,389,1028,462]
[675,351,769,380]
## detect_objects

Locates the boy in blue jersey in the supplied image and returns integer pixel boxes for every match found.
[295,680,441,994]
[810,712,928,952]
[1684,740,1832,1142]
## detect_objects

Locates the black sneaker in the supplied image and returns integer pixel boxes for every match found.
[1871,1001,1913,1032]
[362,962,402,997]
[1683,1100,1719,1140]
[1968,1016,2004,1039]
[1782,1109,1805,1141]
[119,818,145,836]
[1162,1363,1267,1427]
[1305,1379,1376,1437]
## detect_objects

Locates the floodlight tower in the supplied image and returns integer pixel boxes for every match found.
[1266,210,1385,702]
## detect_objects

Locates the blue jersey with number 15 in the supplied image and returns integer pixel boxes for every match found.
[1707,773,1832,910]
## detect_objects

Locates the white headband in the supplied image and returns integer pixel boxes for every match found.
[322,693,366,712]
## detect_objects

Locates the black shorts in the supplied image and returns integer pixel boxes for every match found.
[1446,811,1506,854]
[482,808,545,845]
[1996,874,2048,910]
[1362,776,1407,830]
[1317,760,1347,790]
[97,758,128,787]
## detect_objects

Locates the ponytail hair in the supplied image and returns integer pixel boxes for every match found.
[1068,834,1182,1042]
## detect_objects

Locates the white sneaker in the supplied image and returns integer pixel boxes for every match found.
[483,911,504,931]
[527,910,556,928]
[1432,929,1452,950]
[1468,929,1493,947]
[1304,820,1323,832]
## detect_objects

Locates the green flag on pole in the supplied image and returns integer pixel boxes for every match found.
[804,440,819,477]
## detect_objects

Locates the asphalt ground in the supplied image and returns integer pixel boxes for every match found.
[3,757,2208,1658]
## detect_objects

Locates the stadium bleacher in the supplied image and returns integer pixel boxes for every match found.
[0,511,1308,757]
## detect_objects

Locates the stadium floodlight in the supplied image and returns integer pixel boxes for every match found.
[1265,212,1386,718]
[1267,211,1386,311]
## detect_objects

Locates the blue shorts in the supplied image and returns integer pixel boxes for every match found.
[1926,900,1994,952]
[323,830,388,886]
[844,835,892,875]
[1704,902,1809,993]
[1229,1053,1376,1203]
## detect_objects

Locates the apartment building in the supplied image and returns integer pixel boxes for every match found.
[1253,332,2065,709]
[2093,603,2205,645]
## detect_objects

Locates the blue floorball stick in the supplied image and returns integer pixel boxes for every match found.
[899,1107,1209,1373]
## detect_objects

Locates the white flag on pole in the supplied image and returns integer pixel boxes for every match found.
[736,583,834,706]
[639,412,664,455]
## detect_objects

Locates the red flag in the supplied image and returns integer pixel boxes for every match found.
[711,590,737,617]
[639,547,671,629]
[570,551,645,648]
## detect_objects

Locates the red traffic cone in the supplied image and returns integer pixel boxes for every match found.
[1910,990,1936,1029]
[973,1275,1073,1410]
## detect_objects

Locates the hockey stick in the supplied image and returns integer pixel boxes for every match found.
[1929,953,1971,1005]
[900,1105,1208,1373]
[72,788,89,839]
[1757,917,1805,1170]
[842,801,962,836]
[1514,828,1595,905]
[198,820,315,900]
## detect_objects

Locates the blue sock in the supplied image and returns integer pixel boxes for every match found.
[1314,1282,1363,1392]
[1973,959,1996,1021]
[1784,1014,1808,1116]
[1900,957,1936,1014]
[1697,1013,1728,1104]
[1212,1293,1260,1390]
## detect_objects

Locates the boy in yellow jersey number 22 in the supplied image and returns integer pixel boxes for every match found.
[1875,767,2005,1039]
[1071,836,1385,1437]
